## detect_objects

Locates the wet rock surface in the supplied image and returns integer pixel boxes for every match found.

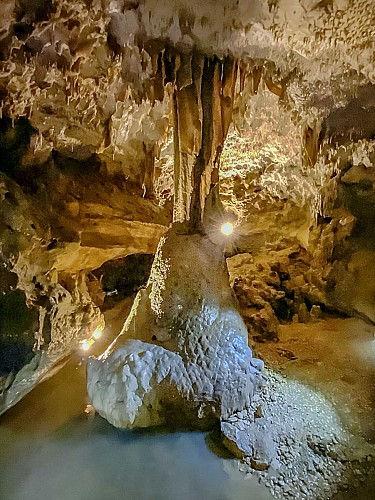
[0,147,170,415]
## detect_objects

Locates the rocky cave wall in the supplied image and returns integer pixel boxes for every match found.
[0,0,374,411]
[0,126,170,413]
[222,83,375,344]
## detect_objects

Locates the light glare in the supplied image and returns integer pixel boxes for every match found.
[92,327,103,340]
[81,339,94,351]
[221,222,234,236]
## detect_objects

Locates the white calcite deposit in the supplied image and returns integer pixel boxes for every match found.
[87,225,264,428]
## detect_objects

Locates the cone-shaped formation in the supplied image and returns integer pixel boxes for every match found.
[87,225,264,429]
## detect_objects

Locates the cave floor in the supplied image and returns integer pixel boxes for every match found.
[250,316,375,500]
[253,317,375,444]
[1,302,375,500]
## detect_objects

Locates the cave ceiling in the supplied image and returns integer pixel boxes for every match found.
[0,0,373,181]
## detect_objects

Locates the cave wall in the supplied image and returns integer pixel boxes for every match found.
[222,85,375,342]
[0,168,100,412]
[326,142,375,322]
[0,124,171,414]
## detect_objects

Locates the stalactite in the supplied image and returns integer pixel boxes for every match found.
[239,63,246,94]
[172,50,203,224]
[265,76,285,98]
[150,51,165,103]
[211,57,238,183]
[134,44,239,228]
[303,123,321,167]
[251,65,262,95]
[189,57,216,231]
[141,142,155,198]
[170,51,239,231]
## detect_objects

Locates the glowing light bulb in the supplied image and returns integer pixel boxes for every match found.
[92,327,103,340]
[81,339,94,351]
[221,222,234,236]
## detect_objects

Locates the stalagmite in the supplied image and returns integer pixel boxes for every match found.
[87,223,264,428]
[87,51,264,429]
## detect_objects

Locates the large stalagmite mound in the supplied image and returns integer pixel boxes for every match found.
[87,224,264,428]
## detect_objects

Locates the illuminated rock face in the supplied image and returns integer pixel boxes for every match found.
[87,226,264,428]
[0,153,170,415]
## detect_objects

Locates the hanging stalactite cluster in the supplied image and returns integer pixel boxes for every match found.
[128,44,268,230]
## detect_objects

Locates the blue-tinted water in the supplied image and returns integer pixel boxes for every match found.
[0,352,271,500]
[0,415,271,500]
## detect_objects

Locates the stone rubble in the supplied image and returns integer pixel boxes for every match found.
[222,370,375,499]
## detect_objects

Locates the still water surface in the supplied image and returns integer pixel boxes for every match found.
[0,346,271,500]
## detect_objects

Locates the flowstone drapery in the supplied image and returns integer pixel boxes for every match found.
[87,52,264,429]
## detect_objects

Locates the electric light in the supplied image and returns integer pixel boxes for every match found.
[221,222,234,236]
[81,339,94,351]
[92,327,103,340]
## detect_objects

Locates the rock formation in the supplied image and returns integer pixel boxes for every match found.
[87,224,264,428]
[0,151,169,414]
[86,25,265,427]
[0,0,374,425]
